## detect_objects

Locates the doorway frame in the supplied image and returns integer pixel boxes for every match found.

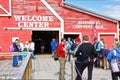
[32,28,60,53]
[98,32,117,41]
[64,32,82,41]
[32,28,61,43]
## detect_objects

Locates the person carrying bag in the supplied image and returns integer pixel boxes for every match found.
[110,50,120,73]
[107,47,120,80]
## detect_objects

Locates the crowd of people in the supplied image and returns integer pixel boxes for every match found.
[10,39,35,60]
[10,36,120,80]
[55,36,120,80]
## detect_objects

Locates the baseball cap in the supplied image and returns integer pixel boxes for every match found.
[75,37,80,41]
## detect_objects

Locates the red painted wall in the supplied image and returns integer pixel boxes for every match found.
[0,0,60,52]
[0,0,118,52]
[0,1,10,14]
[100,34,114,49]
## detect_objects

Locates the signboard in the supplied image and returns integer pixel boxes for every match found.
[14,15,54,28]
[64,19,117,32]
[74,21,105,29]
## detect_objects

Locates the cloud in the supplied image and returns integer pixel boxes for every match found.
[103,5,120,20]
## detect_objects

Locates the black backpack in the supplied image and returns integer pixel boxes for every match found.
[71,43,77,51]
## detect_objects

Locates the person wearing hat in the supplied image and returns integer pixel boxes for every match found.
[70,37,81,55]
[75,35,97,80]
[72,37,82,80]
[74,37,81,52]
[65,37,81,80]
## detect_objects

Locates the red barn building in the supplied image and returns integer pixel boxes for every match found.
[0,0,119,53]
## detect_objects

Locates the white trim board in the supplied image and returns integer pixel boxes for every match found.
[40,0,64,38]
[0,0,12,16]
[64,32,82,41]
[4,27,61,31]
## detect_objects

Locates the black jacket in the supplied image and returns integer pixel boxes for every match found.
[75,42,97,60]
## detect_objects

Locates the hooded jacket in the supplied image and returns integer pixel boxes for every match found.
[107,48,120,61]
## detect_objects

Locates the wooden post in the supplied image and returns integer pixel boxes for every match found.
[102,56,107,69]
[24,56,32,80]
[28,56,32,79]
[22,65,28,80]
[71,57,75,80]
[22,53,32,80]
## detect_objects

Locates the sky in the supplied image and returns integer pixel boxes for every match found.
[65,0,120,20]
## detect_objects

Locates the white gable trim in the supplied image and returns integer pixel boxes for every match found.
[4,27,61,31]
[0,0,12,16]
[117,22,120,40]
[98,33,117,41]
[40,0,64,38]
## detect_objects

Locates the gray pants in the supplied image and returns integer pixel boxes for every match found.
[59,57,66,80]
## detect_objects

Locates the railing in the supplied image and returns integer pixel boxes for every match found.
[0,52,32,80]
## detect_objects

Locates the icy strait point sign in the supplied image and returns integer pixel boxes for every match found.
[73,21,105,29]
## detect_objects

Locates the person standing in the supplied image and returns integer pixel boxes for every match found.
[57,38,66,80]
[73,37,81,80]
[24,41,30,52]
[75,35,97,80]
[29,40,35,60]
[107,39,120,80]
[70,38,80,55]
[66,37,73,62]
[99,38,107,69]
[114,38,119,42]
[100,38,105,49]
[50,38,57,57]
[93,38,102,68]
[14,39,20,52]
[40,40,45,53]
[19,40,24,52]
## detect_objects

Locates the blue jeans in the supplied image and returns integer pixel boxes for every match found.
[31,50,35,60]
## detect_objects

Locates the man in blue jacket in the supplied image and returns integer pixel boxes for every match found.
[50,38,57,57]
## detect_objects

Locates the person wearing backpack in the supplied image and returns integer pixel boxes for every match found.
[75,35,97,80]
[70,39,78,55]
[10,43,15,52]
[66,37,73,62]
[73,37,82,80]
[93,38,102,68]
[107,40,120,80]
[10,40,20,52]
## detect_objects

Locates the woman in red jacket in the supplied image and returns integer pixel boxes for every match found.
[57,38,66,80]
